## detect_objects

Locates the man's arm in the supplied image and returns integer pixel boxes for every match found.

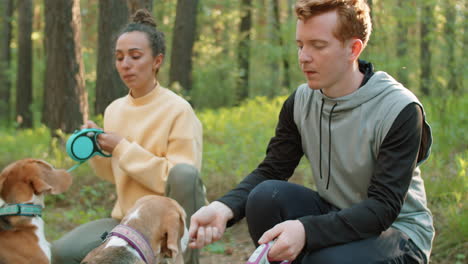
[299,103,424,250]
[217,91,304,225]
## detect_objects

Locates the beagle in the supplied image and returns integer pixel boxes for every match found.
[82,195,188,264]
[0,158,72,264]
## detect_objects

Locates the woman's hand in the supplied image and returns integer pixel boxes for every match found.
[81,120,101,130]
[81,120,123,153]
[96,132,123,154]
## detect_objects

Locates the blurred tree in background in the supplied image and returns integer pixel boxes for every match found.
[16,0,33,128]
[42,0,87,134]
[0,0,13,124]
[169,0,199,96]
[94,0,128,116]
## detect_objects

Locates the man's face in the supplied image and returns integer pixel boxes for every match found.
[296,11,352,93]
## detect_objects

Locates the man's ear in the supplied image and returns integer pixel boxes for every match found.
[348,38,364,62]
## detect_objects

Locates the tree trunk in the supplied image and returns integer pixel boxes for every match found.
[43,0,88,134]
[16,0,34,128]
[266,0,280,98]
[445,0,459,93]
[273,0,290,89]
[0,0,13,123]
[419,1,433,96]
[127,0,153,15]
[95,0,128,116]
[237,0,252,101]
[396,0,408,86]
[169,0,199,94]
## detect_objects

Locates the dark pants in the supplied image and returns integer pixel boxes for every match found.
[245,180,426,264]
[52,164,206,264]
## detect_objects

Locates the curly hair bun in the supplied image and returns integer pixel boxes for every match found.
[131,9,157,28]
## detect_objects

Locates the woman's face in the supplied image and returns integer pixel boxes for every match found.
[115,31,163,94]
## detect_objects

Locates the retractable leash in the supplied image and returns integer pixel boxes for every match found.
[66,128,112,172]
[246,241,290,264]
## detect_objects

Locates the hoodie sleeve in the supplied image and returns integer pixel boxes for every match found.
[298,103,423,251]
[218,91,304,225]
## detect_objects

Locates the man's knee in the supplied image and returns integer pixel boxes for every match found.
[246,180,282,216]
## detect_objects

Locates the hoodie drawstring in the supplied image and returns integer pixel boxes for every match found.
[318,98,338,190]
[319,99,325,179]
[326,103,338,189]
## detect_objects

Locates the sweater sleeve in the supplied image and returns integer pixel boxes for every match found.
[298,103,423,251]
[112,105,202,194]
[218,92,303,225]
[89,155,115,183]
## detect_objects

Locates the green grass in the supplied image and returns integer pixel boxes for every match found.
[0,94,466,263]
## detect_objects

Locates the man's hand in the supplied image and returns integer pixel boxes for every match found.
[188,201,234,249]
[258,220,306,262]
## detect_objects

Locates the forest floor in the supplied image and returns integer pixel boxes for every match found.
[199,219,255,264]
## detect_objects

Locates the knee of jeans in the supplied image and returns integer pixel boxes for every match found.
[246,180,281,215]
[167,164,200,191]
[51,242,74,264]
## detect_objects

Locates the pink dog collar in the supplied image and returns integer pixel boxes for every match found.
[109,224,155,264]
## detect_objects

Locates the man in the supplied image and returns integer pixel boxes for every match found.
[189,0,434,263]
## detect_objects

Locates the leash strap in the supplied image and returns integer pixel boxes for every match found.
[67,161,85,173]
[0,204,42,217]
[108,224,155,264]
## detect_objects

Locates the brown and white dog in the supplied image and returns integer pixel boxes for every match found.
[0,158,72,264]
[82,195,188,264]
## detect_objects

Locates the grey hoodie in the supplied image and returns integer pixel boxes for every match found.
[293,71,434,260]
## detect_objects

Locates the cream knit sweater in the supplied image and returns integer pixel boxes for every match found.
[90,84,202,219]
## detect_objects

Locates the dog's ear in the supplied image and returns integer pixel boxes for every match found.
[0,162,15,195]
[163,205,187,262]
[0,171,7,195]
[32,160,72,195]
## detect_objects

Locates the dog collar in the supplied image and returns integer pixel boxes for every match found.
[0,204,42,217]
[108,224,155,264]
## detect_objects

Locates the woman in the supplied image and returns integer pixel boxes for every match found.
[52,9,206,264]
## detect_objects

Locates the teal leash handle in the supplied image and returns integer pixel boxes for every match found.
[66,128,112,173]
